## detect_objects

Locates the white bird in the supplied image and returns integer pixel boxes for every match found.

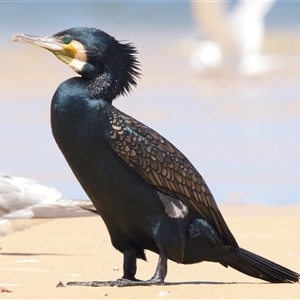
[0,173,96,236]
[188,0,276,76]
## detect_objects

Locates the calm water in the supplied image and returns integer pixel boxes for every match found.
[1,2,300,205]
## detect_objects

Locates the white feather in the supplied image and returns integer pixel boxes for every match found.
[0,173,96,236]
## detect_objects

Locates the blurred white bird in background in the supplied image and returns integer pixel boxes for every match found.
[187,0,276,76]
[0,173,96,237]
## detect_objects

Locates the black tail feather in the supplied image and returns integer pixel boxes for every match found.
[225,248,299,283]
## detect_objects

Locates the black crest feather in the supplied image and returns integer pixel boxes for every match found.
[118,41,141,97]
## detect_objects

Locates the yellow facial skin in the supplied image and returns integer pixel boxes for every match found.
[55,43,76,65]
[55,40,87,72]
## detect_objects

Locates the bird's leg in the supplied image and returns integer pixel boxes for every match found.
[150,248,168,284]
[122,249,138,280]
[67,247,168,287]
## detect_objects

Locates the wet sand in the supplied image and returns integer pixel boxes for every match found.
[0,204,299,299]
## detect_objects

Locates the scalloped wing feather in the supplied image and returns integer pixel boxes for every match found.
[106,105,238,250]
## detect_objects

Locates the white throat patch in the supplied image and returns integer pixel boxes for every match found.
[69,58,87,73]
[69,40,87,73]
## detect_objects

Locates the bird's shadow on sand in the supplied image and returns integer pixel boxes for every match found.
[163,281,267,285]
[67,280,268,287]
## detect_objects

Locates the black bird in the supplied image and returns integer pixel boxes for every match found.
[11,28,299,287]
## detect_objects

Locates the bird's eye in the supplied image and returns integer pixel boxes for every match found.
[63,35,72,44]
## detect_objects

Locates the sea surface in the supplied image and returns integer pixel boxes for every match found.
[1,1,300,205]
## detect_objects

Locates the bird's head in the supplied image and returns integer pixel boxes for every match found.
[11,27,141,97]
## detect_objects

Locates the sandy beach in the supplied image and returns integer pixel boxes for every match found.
[1,2,300,299]
[0,204,299,299]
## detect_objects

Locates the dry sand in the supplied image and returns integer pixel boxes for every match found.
[0,204,299,299]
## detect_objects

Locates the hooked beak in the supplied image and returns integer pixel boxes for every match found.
[11,33,63,52]
[11,32,88,73]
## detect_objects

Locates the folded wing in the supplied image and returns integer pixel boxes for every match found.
[107,106,238,250]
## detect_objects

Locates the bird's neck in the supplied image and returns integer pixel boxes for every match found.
[86,73,114,103]
[85,63,125,104]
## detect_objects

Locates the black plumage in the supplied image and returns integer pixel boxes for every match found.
[11,27,299,286]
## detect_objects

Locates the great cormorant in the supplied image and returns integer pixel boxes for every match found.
[11,28,299,286]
